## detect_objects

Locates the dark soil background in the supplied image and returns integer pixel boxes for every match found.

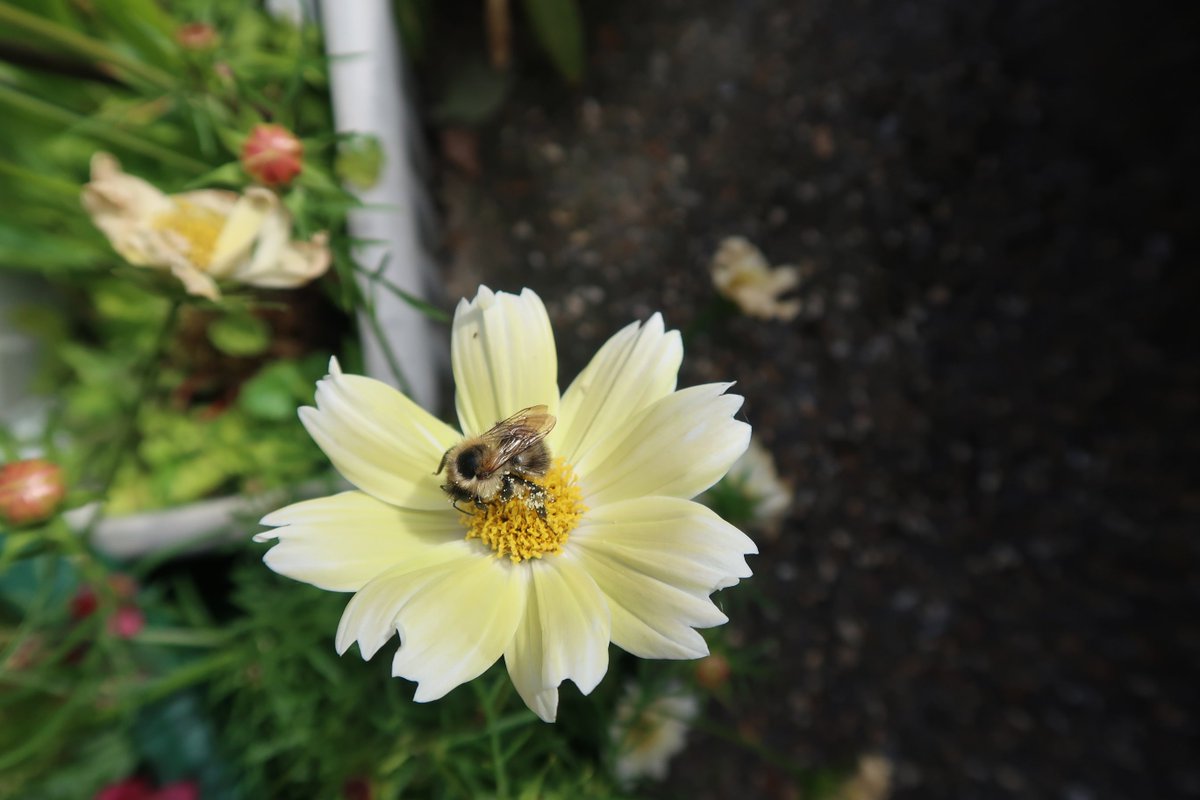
[427,1,1198,798]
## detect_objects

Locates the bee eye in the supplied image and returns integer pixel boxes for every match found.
[456,447,482,479]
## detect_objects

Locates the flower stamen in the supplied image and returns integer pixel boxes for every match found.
[152,201,224,269]
[464,458,585,563]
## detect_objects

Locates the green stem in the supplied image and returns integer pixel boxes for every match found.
[131,627,229,647]
[103,649,242,719]
[79,299,182,540]
[472,679,511,800]
[0,3,175,89]
[349,259,450,322]
[362,294,415,398]
[0,83,208,174]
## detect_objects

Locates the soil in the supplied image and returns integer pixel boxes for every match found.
[430,1,1198,798]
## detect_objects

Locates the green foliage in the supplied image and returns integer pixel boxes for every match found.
[521,0,585,84]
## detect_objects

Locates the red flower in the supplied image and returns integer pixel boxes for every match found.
[0,458,65,526]
[241,124,304,187]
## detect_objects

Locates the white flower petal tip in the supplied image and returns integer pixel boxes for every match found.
[451,286,559,435]
[584,382,752,507]
[80,152,330,299]
[298,371,459,510]
[556,312,683,469]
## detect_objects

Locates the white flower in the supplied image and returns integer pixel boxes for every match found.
[725,437,792,525]
[836,754,894,800]
[611,684,699,784]
[81,153,330,301]
[710,236,802,321]
[255,287,756,722]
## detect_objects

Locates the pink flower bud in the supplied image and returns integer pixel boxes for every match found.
[0,458,66,527]
[241,124,304,186]
[108,606,146,639]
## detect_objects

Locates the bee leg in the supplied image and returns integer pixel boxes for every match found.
[514,476,548,519]
[451,499,475,516]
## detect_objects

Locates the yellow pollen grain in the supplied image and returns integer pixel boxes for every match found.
[152,201,225,269]
[464,458,586,563]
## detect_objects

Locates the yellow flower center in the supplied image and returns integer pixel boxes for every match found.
[152,201,225,269]
[464,458,585,563]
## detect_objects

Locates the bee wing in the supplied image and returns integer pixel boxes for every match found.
[480,405,557,471]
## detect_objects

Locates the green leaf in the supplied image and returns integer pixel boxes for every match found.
[207,314,271,358]
[238,361,308,421]
[335,133,385,191]
[521,0,585,84]
[432,61,512,125]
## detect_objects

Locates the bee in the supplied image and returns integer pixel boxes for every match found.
[436,405,556,517]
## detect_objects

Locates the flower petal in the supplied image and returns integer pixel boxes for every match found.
[334,540,479,659]
[388,555,526,702]
[581,384,751,507]
[300,358,461,511]
[553,313,682,472]
[208,188,274,277]
[571,498,752,660]
[572,496,756,594]
[451,287,559,436]
[504,555,612,722]
[255,491,462,592]
[504,568,559,722]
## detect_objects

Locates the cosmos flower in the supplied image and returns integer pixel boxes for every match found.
[611,683,699,784]
[710,236,802,321]
[255,287,756,722]
[81,153,330,301]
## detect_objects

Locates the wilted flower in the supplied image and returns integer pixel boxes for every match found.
[611,684,699,784]
[241,123,305,187]
[82,153,330,301]
[0,458,65,526]
[710,236,802,321]
[256,287,756,722]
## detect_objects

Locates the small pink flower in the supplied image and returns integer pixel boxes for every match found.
[0,458,66,526]
[95,777,154,800]
[241,124,304,187]
[152,781,200,800]
[108,606,146,639]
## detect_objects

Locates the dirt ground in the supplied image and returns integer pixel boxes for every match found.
[431,1,1198,797]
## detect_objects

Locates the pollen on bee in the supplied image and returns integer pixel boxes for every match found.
[463,458,585,563]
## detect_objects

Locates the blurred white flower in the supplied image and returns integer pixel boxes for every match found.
[725,437,792,526]
[710,236,801,321]
[82,153,330,301]
[256,287,756,722]
[611,684,699,785]
[836,754,894,800]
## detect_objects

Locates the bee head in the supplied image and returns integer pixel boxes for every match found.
[456,445,489,480]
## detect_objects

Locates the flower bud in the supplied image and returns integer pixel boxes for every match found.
[241,123,304,186]
[694,652,732,690]
[175,22,218,51]
[0,458,66,527]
